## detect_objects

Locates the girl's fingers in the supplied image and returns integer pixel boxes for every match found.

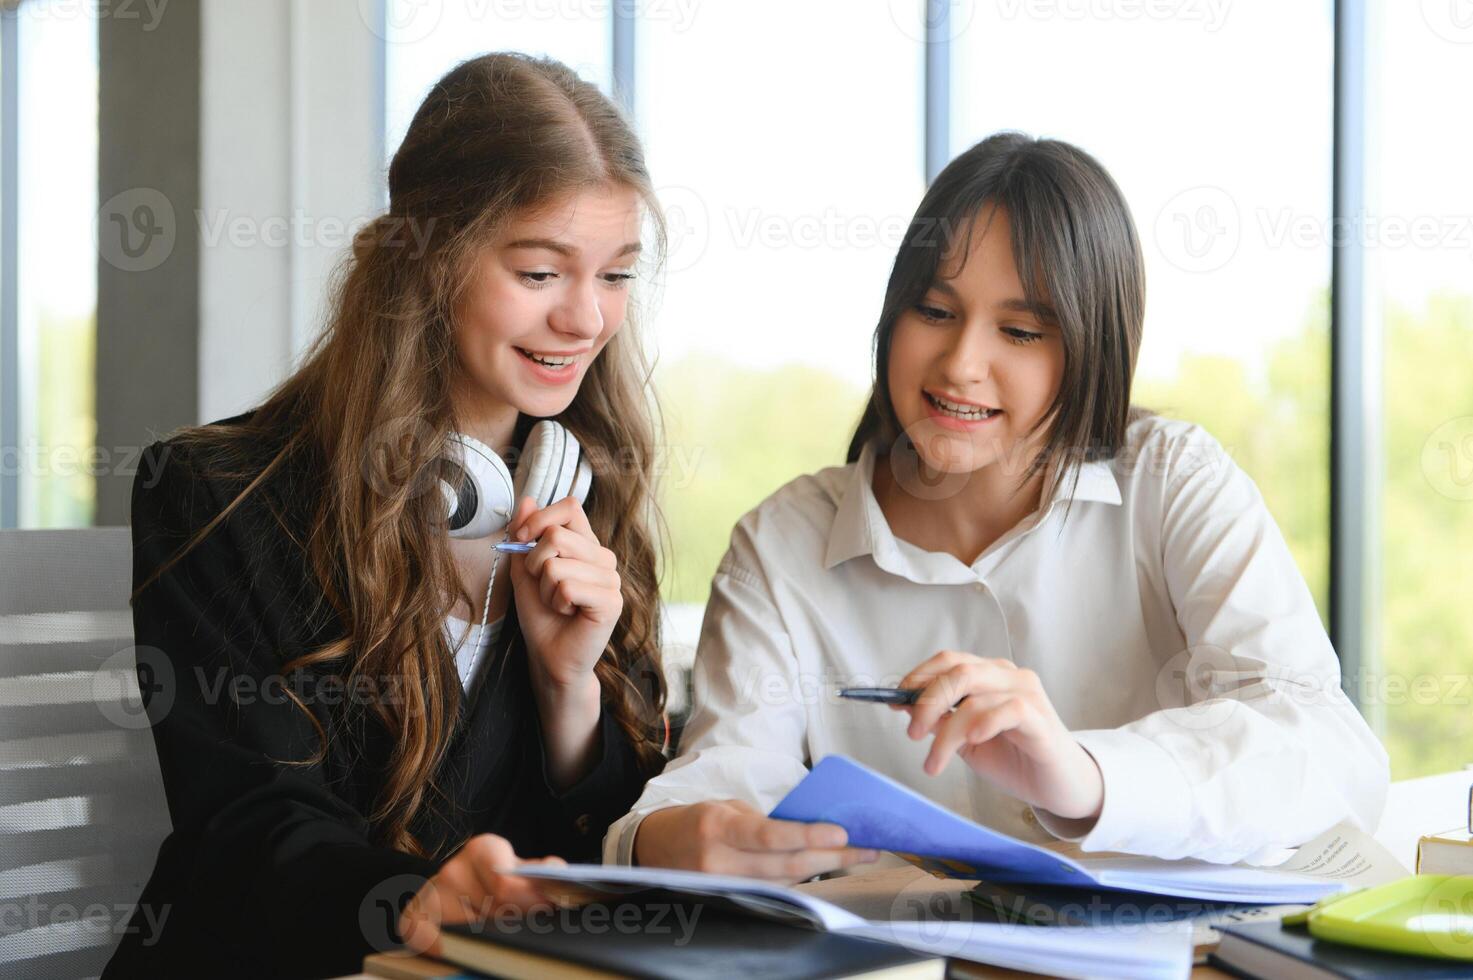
[732,846,880,883]
[524,524,608,577]
[548,578,621,621]
[534,558,620,614]
[925,700,1026,776]
[895,649,969,692]
[513,495,597,544]
[457,835,517,911]
[905,660,1022,740]
[906,664,978,739]
[397,884,443,956]
[540,557,621,593]
[465,835,558,913]
[724,814,848,853]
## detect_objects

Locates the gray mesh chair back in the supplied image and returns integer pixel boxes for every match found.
[0,528,170,980]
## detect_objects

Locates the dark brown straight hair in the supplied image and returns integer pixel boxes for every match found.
[132,53,668,860]
[848,132,1148,507]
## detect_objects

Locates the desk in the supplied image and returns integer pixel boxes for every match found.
[334,769,1471,980]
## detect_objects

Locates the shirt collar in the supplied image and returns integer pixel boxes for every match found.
[823,442,1122,575]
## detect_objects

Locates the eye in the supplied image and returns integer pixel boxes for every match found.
[518,272,557,288]
[913,302,953,323]
[1002,326,1045,345]
[601,272,637,288]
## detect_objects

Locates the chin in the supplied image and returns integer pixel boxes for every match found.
[512,392,579,419]
[901,422,992,472]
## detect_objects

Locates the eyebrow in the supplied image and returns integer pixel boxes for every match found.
[927,280,1058,324]
[503,237,642,258]
[999,298,1059,323]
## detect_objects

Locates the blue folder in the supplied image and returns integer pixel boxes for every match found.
[769,755,1343,904]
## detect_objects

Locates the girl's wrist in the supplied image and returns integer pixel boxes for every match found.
[532,665,603,742]
[534,672,603,791]
[1038,740,1105,821]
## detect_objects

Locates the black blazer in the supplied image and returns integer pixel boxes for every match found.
[103,413,660,979]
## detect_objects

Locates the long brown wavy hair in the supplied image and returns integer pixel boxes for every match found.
[131,53,669,859]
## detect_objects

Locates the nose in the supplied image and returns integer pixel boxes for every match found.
[548,277,605,340]
[939,322,992,386]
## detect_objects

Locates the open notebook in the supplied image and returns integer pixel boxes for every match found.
[512,863,1194,980]
[770,755,1402,905]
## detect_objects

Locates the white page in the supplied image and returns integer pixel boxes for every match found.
[844,919,1192,980]
[1059,822,1404,903]
[1269,822,1408,885]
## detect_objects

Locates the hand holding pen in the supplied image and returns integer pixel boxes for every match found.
[843,651,1106,825]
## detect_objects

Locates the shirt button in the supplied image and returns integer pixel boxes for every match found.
[1023,809,1038,826]
[574,813,593,836]
[974,582,986,593]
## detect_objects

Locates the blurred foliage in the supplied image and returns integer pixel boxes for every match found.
[32,309,96,527]
[30,288,1473,777]
[656,293,1473,780]
[1376,294,1473,777]
[654,352,868,603]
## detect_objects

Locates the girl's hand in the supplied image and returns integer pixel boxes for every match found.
[506,495,622,693]
[633,800,880,883]
[894,650,1105,822]
[397,834,566,959]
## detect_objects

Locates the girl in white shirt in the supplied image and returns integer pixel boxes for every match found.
[611,132,1389,880]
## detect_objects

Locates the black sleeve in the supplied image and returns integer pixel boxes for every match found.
[123,441,441,979]
[520,694,665,863]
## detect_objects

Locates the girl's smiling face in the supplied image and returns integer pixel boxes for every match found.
[452,184,643,423]
[886,205,1066,478]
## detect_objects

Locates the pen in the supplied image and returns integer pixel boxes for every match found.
[493,540,538,554]
[838,687,923,705]
[838,686,969,709]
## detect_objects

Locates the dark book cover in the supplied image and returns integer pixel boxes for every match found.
[439,890,942,980]
[1211,920,1473,979]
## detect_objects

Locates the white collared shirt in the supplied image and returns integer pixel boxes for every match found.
[445,613,503,694]
[605,413,1388,867]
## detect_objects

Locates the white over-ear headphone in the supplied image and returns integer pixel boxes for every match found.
[439,419,593,540]
[437,419,594,670]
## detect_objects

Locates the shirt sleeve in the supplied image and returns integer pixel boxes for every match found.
[1033,432,1390,863]
[125,440,443,978]
[522,692,660,863]
[602,523,811,864]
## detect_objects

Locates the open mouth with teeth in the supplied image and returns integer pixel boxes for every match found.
[924,391,1002,421]
[516,347,579,370]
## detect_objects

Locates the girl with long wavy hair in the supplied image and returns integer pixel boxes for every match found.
[103,53,668,979]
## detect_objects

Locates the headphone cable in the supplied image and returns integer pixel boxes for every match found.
[467,530,506,677]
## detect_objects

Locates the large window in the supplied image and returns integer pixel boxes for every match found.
[1374,4,1473,778]
[2,2,98,527]
[383,0,610,166]
[953,4,1334,616]
[1,0,1450,775]
[636,1,925,605]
